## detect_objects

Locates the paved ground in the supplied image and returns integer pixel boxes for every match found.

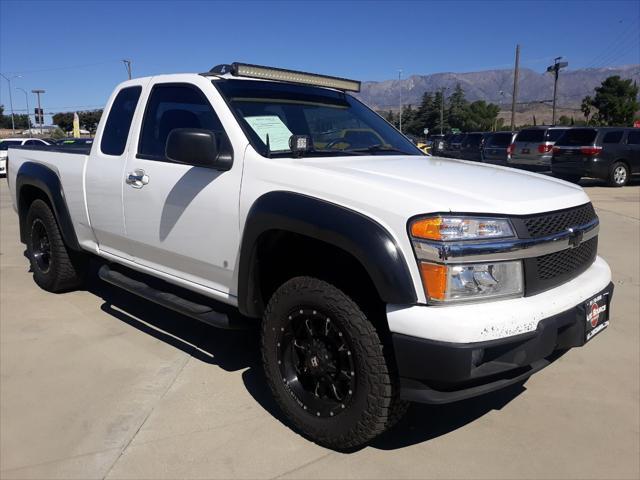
[1,179,639,479]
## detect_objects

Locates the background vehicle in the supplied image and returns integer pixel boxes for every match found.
[0,138,50,175]
[482,131,517,165]
[442,132,465,157]
[5,63,613,450]
[508,126,568,169]
[55,138,94,147]
[428,134,447,156]
[552,127,640,186]
[459,132,491,161]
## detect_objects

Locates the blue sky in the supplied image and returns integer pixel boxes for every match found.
[1,0,638,124]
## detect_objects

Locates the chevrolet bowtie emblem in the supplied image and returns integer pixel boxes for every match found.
[567,227,584,248]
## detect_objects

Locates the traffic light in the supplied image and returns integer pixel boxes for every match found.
[34,108,44,124]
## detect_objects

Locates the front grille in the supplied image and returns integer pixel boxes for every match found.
[524,237,598,296]
[536,237,598,279]
[523,203,596,238]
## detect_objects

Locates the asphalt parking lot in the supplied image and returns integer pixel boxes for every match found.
[1,179,638,479]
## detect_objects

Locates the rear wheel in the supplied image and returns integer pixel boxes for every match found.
[608,162,629,187]
[261,276,402,450]
[26,199,87,292]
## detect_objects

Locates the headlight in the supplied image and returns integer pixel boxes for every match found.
[410,216,514,241]
[409,214,522,304]
[419,261,523,303]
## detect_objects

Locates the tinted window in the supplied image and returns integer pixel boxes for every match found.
[516,129,545,142]
[602,131,624,144]
[464,134,483,146]
[487,133,513,147]
[139,84,224,159]
[0,140,22,150]
[101,86,142,156]
[24,140,40,145]
[546,129,567,142]
[555,128,598,146]
[627,131,640,145]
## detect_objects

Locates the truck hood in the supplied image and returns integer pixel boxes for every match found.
[289,155,590,217]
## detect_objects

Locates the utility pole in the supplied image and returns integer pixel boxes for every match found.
[16,87,30,132]
[547,57,568,125]
[398,69,403,133]
[510,44,520,131]
[122,59,132,80]
[440,87,445,135]
[32,89,45,135]
[1,73,21,134]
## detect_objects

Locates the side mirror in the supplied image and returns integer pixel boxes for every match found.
[165,128,233,170]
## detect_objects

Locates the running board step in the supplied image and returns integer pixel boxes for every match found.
[98,264,249,330]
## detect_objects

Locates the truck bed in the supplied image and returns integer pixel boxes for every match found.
[7,146,96,251]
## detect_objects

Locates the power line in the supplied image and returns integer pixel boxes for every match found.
[584,20,639,69]
[1,60,123,76]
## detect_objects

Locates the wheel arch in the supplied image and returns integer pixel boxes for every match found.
[16,162,80,251]
[237,191,417,318]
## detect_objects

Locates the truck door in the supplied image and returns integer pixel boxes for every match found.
[86,85,143,259]
[122,81,242,297]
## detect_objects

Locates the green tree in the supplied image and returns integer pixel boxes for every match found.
[460,100,500,131]
[52,112,74,132]
[557,115,572,126]
[583,76,639,126]
[581,96,593,125]
[80,110,102,133]
[0,105,30,129]
[447,83,467,130]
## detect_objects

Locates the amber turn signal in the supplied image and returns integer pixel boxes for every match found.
[418,262,447,301]
[411,217,443,240]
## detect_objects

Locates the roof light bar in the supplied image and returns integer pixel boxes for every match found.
[209,62,361,92]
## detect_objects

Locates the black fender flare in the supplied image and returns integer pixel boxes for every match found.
[237,191,417,317]
[16,162,81,251]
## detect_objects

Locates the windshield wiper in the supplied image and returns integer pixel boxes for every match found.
[346,144,414,155]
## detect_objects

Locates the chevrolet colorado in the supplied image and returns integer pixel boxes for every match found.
[6,63,613,450]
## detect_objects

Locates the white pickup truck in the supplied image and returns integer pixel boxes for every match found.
[6,63,613,450]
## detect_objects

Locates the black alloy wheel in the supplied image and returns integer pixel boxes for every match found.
[277,307,356,418]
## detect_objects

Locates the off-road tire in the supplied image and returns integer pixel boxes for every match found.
[261,276,402,450]
[608,161,629,187]
[26,199,86,292]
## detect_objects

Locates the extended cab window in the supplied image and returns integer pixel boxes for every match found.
[101,86,142,156]
[138,84,224,160]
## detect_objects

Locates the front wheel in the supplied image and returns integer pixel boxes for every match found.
[261,276,402,450]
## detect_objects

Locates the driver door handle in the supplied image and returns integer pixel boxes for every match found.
[126,169,149,188]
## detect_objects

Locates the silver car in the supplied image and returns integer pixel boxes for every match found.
[507,127,568,169]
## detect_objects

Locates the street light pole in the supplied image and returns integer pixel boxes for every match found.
[440,88,445,135]
[32,89,45,135]
[547,57,568,126]
[16,87,30,132]
[398,69,403,133]
[1,73,21,134]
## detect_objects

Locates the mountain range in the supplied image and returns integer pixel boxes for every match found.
[357,65,640,111]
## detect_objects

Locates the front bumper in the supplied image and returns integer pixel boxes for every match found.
[388,256,613,404]
[394,281,613,404]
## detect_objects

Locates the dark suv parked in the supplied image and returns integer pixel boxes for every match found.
[459,132,492,161]
[552,127,640,186]
[482,131,517,165]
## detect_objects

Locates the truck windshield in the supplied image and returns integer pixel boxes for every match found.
[214,79,420,157]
